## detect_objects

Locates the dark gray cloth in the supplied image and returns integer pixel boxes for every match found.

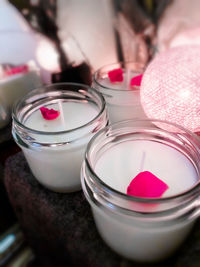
[0,123,12,144]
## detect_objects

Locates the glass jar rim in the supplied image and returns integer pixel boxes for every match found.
[12,82,106,136]
[84,119,200,203]
[93,61,145,92]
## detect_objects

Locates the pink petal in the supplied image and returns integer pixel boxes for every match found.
[108,68,123,83]
[40,107,60,120]
[127,171,168,198]
[130,74,143,87]
[5,65,29,76]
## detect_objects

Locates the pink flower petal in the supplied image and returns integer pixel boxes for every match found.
[40,107,60,120]
[5,65,29,76]
[130,74,143,87]
[108,68,123,83]
[127,171,168,198]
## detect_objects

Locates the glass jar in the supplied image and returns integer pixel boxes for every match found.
[12,83,108,192]
[81,119,200,262]
[92,62,147,124]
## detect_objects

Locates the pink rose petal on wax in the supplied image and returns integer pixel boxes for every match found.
[108,68,123,83]
[5,65,29,76]
[127,171,168,198]
[130,74,143,87]
[40,107,60,120]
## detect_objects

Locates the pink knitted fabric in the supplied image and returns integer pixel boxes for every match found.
[141,46,200,132]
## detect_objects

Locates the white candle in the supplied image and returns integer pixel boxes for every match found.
[93,63,147,123]
[0,69,42,109]
[81,120,200,262]
[13,84,107,193]
[23,102,98,191]
[94,141,198,260]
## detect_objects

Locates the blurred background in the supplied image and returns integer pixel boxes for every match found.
[1,0,200,265]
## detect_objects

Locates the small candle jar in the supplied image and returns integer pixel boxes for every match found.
[93,62,147,124]
[81,119,200,262]
[12,83,108,192]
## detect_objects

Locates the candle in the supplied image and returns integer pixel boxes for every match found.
[12,83,108,192]
[81,120,200,262]
[0,62,42,110]
[93,62,147,123]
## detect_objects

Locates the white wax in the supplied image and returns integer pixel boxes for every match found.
[22,101,99,192]
[0,71,42,109]
[25,102,98,132]
[91,140,198,261]
[94,72,147,123]
[99,72,139,91]
[95,140,198,197]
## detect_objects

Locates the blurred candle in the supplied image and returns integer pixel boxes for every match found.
[0,62,42,109]
[93,62,147,123]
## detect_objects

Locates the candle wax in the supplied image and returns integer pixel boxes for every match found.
[25,101,98,132]
[0,70,41,108]
[95,140,198,197]
[99,72,138,90]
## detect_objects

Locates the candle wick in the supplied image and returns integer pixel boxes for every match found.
[140,151,146,172]
[126,67,131,90]
[58,100,66,129]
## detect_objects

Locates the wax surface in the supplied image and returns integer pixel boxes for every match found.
[25,101,98,132]
[95,140,198,197]
[0,70,41,108]
[99,71,140,90]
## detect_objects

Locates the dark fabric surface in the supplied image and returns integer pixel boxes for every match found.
[0,123,12,144]
[4,152,200,267]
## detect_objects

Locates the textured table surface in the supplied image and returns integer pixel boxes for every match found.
[4,152,200,267]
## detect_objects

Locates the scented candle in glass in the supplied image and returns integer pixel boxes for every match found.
[81,119,200,262]
[93,62,147,123]
[12,83,108,192]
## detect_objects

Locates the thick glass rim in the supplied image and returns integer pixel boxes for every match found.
[12,82,106,136]
[93,61,145,92]
[85,119,200,203]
